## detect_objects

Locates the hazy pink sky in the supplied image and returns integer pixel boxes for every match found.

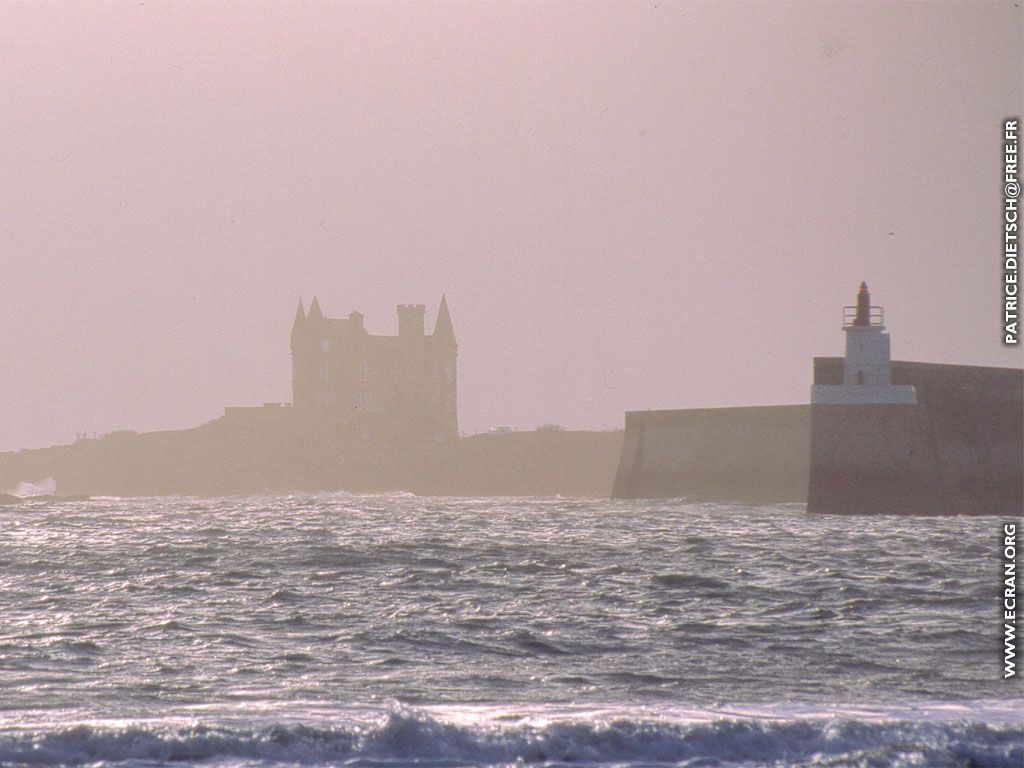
[1,1,1021,451]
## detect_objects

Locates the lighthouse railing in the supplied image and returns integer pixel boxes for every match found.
[842,305,884,328]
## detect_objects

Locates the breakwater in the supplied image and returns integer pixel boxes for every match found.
[610,405,810,502]
[611,360,1022,514]
[808,359,1023,515]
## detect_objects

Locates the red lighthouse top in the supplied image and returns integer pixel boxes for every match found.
[853,282,871,325]
[843,282,884,328]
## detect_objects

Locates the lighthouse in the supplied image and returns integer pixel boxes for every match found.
[811,283,917,405]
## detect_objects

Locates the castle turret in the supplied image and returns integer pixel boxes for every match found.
[431,295,458,440]
[397,304,425,337]
[811,282,916,404]
[307,296,324,322]
[290,300,305,342]
[290,299,312,408]
[433,294,456,346]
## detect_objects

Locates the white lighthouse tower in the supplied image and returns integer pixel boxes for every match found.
[811,282,917,405]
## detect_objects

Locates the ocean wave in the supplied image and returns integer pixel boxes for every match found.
[652,573,731,590]
[0,712,1019,768]
[0,499,1013,719]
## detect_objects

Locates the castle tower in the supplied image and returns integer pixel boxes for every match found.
[291,296,331,410]
[290,299,312,408]
[811,283,917,404]
[396,304,426,337]
[432,295,458,440]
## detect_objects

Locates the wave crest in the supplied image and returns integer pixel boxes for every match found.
[0,712,1020,767]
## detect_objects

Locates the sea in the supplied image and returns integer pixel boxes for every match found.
[0,494,1019,768]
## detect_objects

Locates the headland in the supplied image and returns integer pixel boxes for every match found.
[0,415,623,499]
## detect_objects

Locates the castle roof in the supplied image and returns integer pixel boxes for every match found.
[433,295,456,345]
[294,298,455,348]
[307,296,324,322]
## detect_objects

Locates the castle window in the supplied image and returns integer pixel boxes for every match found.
[359,360,369,382]
[358,391,376,412]
[321,338,331,353]
[445,361,455,383]
[322,362,331,384]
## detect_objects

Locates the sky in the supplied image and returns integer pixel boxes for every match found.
[0,0,1021,451]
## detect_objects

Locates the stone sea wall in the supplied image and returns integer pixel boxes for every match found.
[610,405,810,502]
[611,360,1022,514]
[808,359,1023,515]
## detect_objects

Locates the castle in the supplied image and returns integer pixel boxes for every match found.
[290,296,458,441]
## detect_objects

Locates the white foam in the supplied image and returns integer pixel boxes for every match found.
[0,705,1019,768]
[12,477,56,497]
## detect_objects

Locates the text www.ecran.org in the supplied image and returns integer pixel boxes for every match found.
[1003,523,1017,678]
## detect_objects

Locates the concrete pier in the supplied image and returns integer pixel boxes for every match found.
[611,405,810,502]
[808,359,1023,515]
